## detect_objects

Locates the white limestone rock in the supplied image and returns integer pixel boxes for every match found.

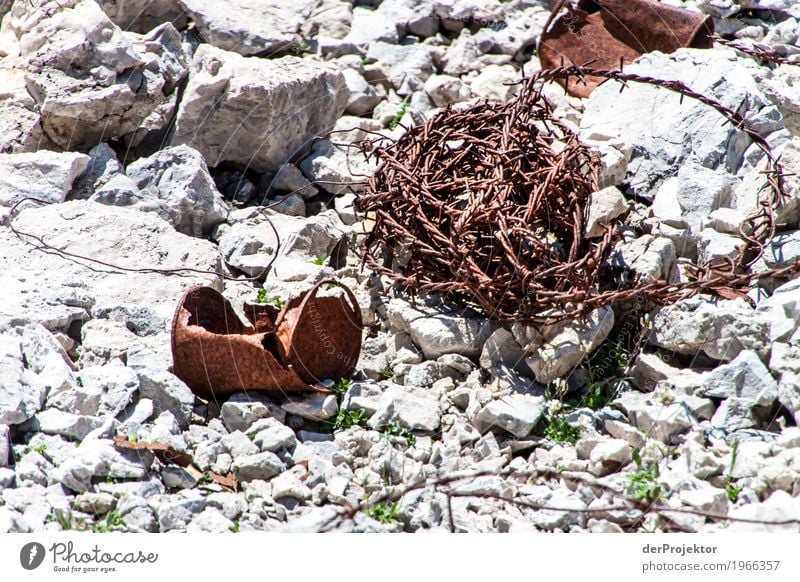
[126,145,228,236]
[0,151,89,208]
[580,48,781,200]
[172,44,348,173]
[649,296,771,361]
[513,306,614,384]
[0,201,221,333]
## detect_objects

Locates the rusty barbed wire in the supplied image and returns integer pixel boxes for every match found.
[314,466,800,533]
[355,61,799,324]
[714,35,800,67]
[4,196,284,283]
[355,82,618,324]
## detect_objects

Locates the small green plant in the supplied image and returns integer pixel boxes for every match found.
[626,448,669,502]
[724,439,742,503]
[388,100,410,130]
[365,501,399,524]
[378,366,395,380]
[543,414,581,445]
[196,472,214,487]
[383,422,416,447]
[91,510,126,533]
[48,508,82,531]
[230,520,240,533]
[310,254,327,266]
[256,289,283,308]
[331,408,368,431]
[291,40,312,57]
[33,443,47,455]
[332,377,352,399]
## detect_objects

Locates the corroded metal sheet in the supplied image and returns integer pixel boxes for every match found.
[539,0,714,98]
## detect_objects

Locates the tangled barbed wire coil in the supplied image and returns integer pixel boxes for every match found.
[355,62,798,324]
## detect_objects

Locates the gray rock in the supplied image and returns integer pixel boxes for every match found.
[580,48,780,199]
[589,439,632,465]
[769,342,800,423]
[585,186,628,238]
[187,507,234,532]
[764,230,800,269]
[0,335,46,425]
[387,297,496,360]
[365,40,438,95]
[299,139,375,195]
[115,495,157,532]
[265,193,306,217]
[193,440,224,472]
[697,229,746,265]
[33,409,103,441]
[221,431,259,458]
[76,360,139,418]
[96,0,188,33]
[251,419,297,452]
[403,361,449,388]
[179,0,315,56]
[221,208,343,286]
[206,492,247,521]
[233,451,285,482]
[513,306,613,384]
[530,488,586,530]
[334,193,358,226]
[424,74,470,107]
[473,394,545,438]
[162,466,199,490]
[0,152,89,208]
[135,368,195,428]
[368,385,441,432]
[54,439,152,492]
[442,29,481,75]
[342,68,381,116]
[221,398,274,433]
[341,381,385,416]
[271,470,312,501]
[0,425,9,467]
[281,393,338,422]
[675,161,737,222]
[15,451,50,486]
[344,5,399,45]
[609,235,676,284]
[126,145,228,236]
[172,44,348,173]
[0,201,221,333]
[479,327,531,376]
[73,492,116,515]
[2,2,186,151]
[469,64,519,102]
[649,296,770,361]
[615,392,695,443]
[720,490,800,532]
[699,350,778,407]
[271,163,319,200]
[758,278,800,343]
[68,144,123,201]
[156,493,207,532]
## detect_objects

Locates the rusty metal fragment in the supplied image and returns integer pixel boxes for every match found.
[171,282,362,399]
[539,0,714,98]
[275,280,363,384]
[113,435,193,467]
